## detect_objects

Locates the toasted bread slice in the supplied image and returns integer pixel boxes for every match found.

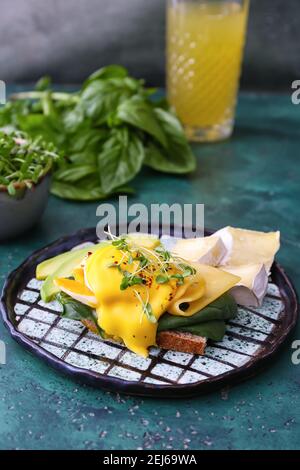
[82,319,207,356]
[157,330,207,355]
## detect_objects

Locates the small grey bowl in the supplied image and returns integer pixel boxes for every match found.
[0,173,51,241]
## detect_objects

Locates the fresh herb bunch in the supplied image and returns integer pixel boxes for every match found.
[0,130,60,197]
[0,65,196,201]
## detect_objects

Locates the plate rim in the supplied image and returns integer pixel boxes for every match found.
[1,226,299,398]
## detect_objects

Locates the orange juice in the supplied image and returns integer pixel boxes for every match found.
[167,0,249,141]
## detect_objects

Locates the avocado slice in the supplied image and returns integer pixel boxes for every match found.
[40,242,107,302]
[36,246,95,280]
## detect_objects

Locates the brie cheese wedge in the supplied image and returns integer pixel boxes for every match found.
[215,226,280,273]
[220,263,269,307]
[160,234,227,266]
[162,227,280,308]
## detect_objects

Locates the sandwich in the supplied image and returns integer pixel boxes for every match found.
[36,228,280,357]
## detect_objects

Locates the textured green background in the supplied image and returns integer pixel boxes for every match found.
[0,93,299,450]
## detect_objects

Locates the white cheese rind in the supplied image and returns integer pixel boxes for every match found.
[161,227,280,307]
[161,234,227,266]
[221,264,269,307]
[215,226,280,272]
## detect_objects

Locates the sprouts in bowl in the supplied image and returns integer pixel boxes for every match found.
[0,131,61,239]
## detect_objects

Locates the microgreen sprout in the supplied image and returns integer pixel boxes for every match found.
[0,130,61,197]
[112,236,129,251]
[156,274,169,284]
[104,228,197,320]
[120,271,144,290]
[134,289,156,324]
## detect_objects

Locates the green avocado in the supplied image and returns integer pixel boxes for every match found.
[36,246,93,280]
[39,242,108,302]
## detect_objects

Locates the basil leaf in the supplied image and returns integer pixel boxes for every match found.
[17,113,65,147]
[117,96,168,148]
[51,179,134,201]
[80,78,139,125]
[68,128,108,153]
[97,127,144,194]
[35,76,52,91]
[145,108,196,174]
[63,104,86,132]
[54,164,97,183]
[51,179,105,201]
[0,65,196,201]
[83,65,129,88]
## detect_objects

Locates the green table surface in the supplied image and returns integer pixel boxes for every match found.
[0,91,299,450]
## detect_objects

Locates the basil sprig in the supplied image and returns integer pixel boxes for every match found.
[0,65,196,201]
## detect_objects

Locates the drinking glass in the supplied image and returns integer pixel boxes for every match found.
[167,0,250,142]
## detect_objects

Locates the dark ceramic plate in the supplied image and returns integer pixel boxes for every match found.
[0,226,298,398]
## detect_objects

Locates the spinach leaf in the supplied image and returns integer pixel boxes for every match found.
[97,127,144,194]
[157,293,237,341]
[178,321,227,342]
[56,292,104,337]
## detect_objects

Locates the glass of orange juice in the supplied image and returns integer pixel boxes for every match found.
[167,0,250,142]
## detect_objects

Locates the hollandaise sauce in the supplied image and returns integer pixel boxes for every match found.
[53,235,239,357]
[85,245,189,356]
